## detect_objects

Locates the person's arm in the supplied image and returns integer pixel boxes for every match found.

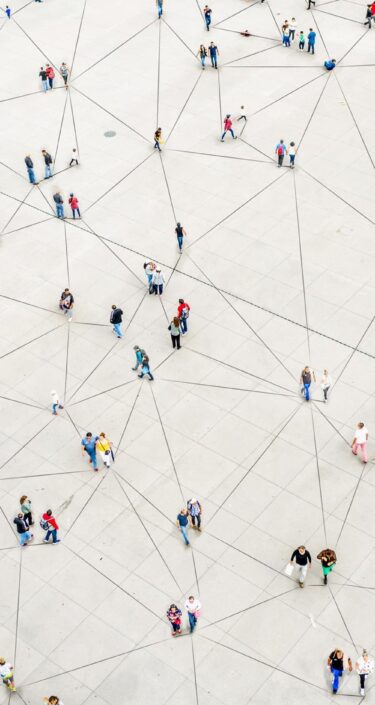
[290,549,296,564]
[313,370,316,382]
[217,47,220,55]
[366,433,369,441]
[81,441,86,456]
[351,436,356,448]
[327,655,332,666]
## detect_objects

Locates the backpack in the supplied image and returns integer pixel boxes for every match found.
[277,146,283,155]
[181,306,189,319]
[40,518,49,531]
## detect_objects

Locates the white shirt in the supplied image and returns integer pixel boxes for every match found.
[0,663,13,678]
[185,598,201,613]
[51,392,60,405]
[71,150,77,160]
[289,22,296,30]
[355,426,368,444]
[321,374,332,389]
[356,657,374,675]
[152,271,165,285]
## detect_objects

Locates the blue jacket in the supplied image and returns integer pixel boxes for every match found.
[308,31,316,44]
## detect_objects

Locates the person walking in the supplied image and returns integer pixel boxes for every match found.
[46,64,55,89]
[0,660,16,691]
[157,0,163,18]
[110,304,123,338]
[5,6,11,18]
[68,193,81,218]
[185,595,201,633]
[166,604,182,636]
[317,548,337,585]
[289,545,312,587]
[138,354,154,380]
[152,267,165,295]
[175,222,186,252]
[289,17,297,40]
[307,0,316,8]
[154,127,162,151]
[187,498,202,531]
[307,28,316,54]
[209,41,219,68]
[39,66,49,91]
[364,5,372,27]
[43,696,65,705]
[371,0,375,21]
[25,155,37,184]
[96,433,113,469]
[355,650,374,696]
[13,513,33,546]
[221,115,237,142]
[132,345,144,371]
[59,288,74,319]
[300,365,315,401]
[51,390,63,415]
[298,31,305,50]
[177,298,190,334]
[327,650,352,694]
[169,317,181,349]
[20,495,33,527]
[197,44,207,69]
[275,139,286,167]
[287,142,296,168]
[282,22,291,47]
[324,58,336,70]
[53,192,64,218]
[42,149,53,178]
[70,148,79,166]
[203,5,212,30]
[81,432,99,470]
[320,369,332,402]
[42,509,60,544]
[237,105,247,123]
[60,62,69,86]
[144,261,156,292]
[177,508,190,545]
[351,422,369,463]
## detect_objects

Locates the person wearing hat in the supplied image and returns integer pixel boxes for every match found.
[221,115,237,142]
[187,498,202,531]
[152,267,165,296]
[68,193,80,219]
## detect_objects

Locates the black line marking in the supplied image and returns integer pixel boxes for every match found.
[84,153,155,213]
[0,323,65,361]
[334,71,375,168]
[166,72,203,144]
[71,86,151,143]
[310,405,327,544]
[70,0,88,75]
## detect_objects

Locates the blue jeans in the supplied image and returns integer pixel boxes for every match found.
[153,284,163,295]
[304,382,311,401]
[180,317,188,334]
[113,323,123,337]
[45,165,52,178]
[20,531,31,546]
[290,155,295,166]
[177,234,183,251]
[158,2,162,17]
[154,140,161,151]
[205,16,211,29]
[45,528,58,543]
[180,525,189,545]
[139,368,154,380]
[188,611,197,632]
[42,79,48,91]
[52,402,58,414]
[27,168,36,184]
[308,42,315,54]
[210,54,217,67]
[331,668,342,692]
[221,129,235,140]
[56,204,64,218]
[86,449,97,469]
[200,55,206,67]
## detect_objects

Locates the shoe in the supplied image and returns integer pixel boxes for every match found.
[360,688,365,696]
[138,374,143,378]
[198,527,202,532]
[117,336,121,339]
[333,689,337,694]
[53,539,61,544]
[299,581,304,588]
[68,316,72,322]
[132,367,137,371]
[352,450,358,456]
[220,139,224,142]
[43,539,49,542]
[186,541,190,546]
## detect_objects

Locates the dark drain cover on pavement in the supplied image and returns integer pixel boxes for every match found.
[104,130,116,137]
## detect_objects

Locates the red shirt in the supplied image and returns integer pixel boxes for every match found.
[224,118,232,130]
[42,513,59,530]
[46,67,55,78]
[177,302,190,318]
[69,196,79,209]
[371,3,375,14]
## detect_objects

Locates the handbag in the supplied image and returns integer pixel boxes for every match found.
[40,518,49,531]
[285,563,294,577]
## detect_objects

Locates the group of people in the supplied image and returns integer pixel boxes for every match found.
[281,19,317,54]
[38,63,69,91]
[364,2,375,27]
[176,499,202,545]
[53,191,81,219]
[289,545,337,587]
[81,432,114,470]
[327,649,374,696]
[13,497,60,546]
[197,41,219,68]
[167,596,202,635]
[275,139,296,168]
[24,149,78,184]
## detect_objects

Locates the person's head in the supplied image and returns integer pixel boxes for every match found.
[180,508,187,515]
[99,432,106,439]
[49,696,59,705]
[17,513,23,519]
[335,650,343,658]
[111,304,117,310]
[133,345,140,351]
[226,114,231,118]
[300,30,304,34]
[20,495,28,504]
[179,298,184,304]
[331,58,336,63]
[363,650,369,660]
[70,192,74,197]
[62,62,66,66]
[46,509,52,516]
[241,105,245,109]
[280,139,284,144]
[64,288,70,293]
[298,545,306,554]
[0,658,5,666]
[210,41,214,45]
[309,27,313,31]
[173,317,180,327]
[72,148,76,153]
[188,595,195,603]
[42,149,46,154]
[190,498,198,505]
[156,268,161,273]
[86,432,92,439]
[169,604,178,612]
[290,141,295,147]
[358,422,365,429]
[40,66,44,70]
[176,221,181,228]
[323,369,328,375]
[46,64,50,68]
[304,365,310,371]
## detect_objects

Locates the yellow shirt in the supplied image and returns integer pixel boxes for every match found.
[97,438,110,452]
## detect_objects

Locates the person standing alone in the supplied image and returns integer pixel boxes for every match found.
[110,304,123,338]
[203,5,212,30]
[351,421,369,463]
[289,545,312,587]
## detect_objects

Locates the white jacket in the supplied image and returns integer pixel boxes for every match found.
[152,271,165,285]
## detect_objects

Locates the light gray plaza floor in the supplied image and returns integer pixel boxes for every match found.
[0,0,375,703]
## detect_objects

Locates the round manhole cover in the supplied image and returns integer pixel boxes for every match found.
[104,130,116,137]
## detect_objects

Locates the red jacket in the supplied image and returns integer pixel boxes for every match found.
[43,512,59,530]
[224,118,232,130]
[371,3,375,14]
[177,302,190,318]
[46,66,55,78]
[69,196,79,209]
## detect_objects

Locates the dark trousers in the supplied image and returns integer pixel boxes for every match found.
[72,208,81,218]
[23,512,33,526]
[171,621,181,633]
[210,54,217,68]
[46,528,58,543]
[360,674,367,689]
[308,42,315,54]
[48,77,54,88]
[191,514,201,529]
[307,0,315,7]
[171,334,180,349]
[299,41,305,49]
[278,154,284,167]
[70,158,79,166]
[153,283,163,295]
[290,29,295,40]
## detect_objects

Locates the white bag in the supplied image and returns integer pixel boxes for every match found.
[285,563,294,577]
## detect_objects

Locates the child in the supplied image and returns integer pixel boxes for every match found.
[299,31,305,50]
[51,390,64,415]
[132,345,144,370]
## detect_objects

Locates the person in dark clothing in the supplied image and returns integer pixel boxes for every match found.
[168,317,181,349]
[166,604,182,635]
[59,288,74,319]
[42,149,53,178]
[110,305,123,338]
[324,58,336,70]
[289,545,312,587]
[39,66,48,91]
[53,192,64,218]
[300,365,315,401]
[365,5,372,27]
[175,222,186,252]
[13,514,33,546]
[176,508,190,545]
[203,5,212,30]
[317,548,336,584]
[307,0,316,8]
[25,155,37,184]
[328,650,352,694]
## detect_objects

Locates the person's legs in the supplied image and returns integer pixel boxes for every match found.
[180,317,188,334]
[88,450,98,470]
[180,525,189,545]
[51,529,59,543]
[177,234,183,251]
[201,56,205,68]
[352,441,359,455]
[45,529,52,542]
[360,674,366,690]
[172,335,176,348]
[323,386,329,401]
[52,402,58,415]
[42,79,48,91]
[154,140,161,151]
[113,323,123,338]
[290,155,295,168]
[176,334,181,349]
[298,564,308,584]
[229,129,235,138]
[188,612,197,632]
[331,668,342,693]
[312,44,315,54]
[19,532,28,546]
[360,442,368,463]
[27,168,35,184]
[159,284,163,295]
[304,382,310,401]
[308,42,311,53]
[221,130,227,141]
[213,55,217,68]
[147,371,154,380]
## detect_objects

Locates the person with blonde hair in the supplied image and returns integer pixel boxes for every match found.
[355,650,374,696]
[96,433,113,469]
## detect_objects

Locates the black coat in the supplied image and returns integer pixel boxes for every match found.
[110,308,123,324]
